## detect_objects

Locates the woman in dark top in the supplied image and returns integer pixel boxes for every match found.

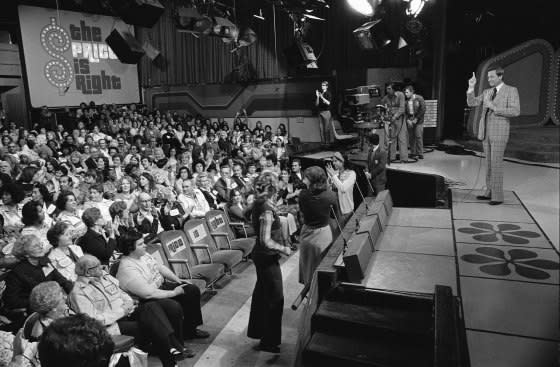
[298,166,338,286]
[247,172,291,354]
[76,207,117,266]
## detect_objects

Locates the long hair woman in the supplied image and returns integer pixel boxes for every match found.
[247,172,291,354]
[298,166,338,286]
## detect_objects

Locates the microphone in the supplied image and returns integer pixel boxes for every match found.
[330,205,348,255]
[361,166,377,198]
[354,180,368,211]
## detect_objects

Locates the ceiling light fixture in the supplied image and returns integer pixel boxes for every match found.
[347,0,375,16]
[404,0,426,18]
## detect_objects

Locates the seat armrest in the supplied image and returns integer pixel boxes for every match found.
[190,244,213,263]
[210,232,232,249]
[190,243,209,249]
[167,259,192,278]
[229,222,248,237]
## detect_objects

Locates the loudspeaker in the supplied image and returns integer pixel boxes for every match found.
[343,232,374,283]
[105,29,145,64]
[110,0,164,28]
[284,41,318,68]
[386,169,444,207]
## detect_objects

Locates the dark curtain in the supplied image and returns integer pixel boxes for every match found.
[138,0,418,87]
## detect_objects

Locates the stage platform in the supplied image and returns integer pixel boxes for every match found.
[359,189,559,367]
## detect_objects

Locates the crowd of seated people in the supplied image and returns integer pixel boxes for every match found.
[0,102,306,366]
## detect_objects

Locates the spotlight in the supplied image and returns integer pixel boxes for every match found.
[253,8,265,20]
[175,7,213,35]
[404,0,426,18]
[211,17,239,43]
[353,19,391,50]
[346,0,379,16]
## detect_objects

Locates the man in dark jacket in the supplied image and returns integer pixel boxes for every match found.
[365,134,387,195]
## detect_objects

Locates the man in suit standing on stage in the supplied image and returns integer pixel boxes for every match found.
[365,133,387,195]
[466,65,520,205]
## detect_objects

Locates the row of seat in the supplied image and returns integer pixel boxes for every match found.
[147,210,256,293]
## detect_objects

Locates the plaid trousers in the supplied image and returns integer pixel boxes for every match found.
[482,119,509,202]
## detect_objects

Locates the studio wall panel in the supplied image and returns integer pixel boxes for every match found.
[551,49,560,125]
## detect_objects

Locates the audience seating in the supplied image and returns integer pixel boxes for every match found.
[205,210,255,258]
[183,219,243,273]
[223,209,255,238]
[157,230,225,288]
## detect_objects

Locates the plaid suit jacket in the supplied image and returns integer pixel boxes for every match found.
[467,83,520,141]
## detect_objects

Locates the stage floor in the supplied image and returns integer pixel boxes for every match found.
[361,189,559,367]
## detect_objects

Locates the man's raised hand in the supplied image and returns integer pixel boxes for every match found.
[468,72,477,88]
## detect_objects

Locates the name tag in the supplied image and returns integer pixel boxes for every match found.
[47,204,56,215]
[170,209,180,216]
[42,263,54,277]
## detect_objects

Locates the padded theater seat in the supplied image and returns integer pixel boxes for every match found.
[205,210,256,258]
[183,219,243,272]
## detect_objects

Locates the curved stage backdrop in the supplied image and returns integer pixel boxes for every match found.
[467,39,556,136]
[18,5,140,108]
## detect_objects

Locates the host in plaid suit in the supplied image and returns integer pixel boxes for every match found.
[466,66,520,205]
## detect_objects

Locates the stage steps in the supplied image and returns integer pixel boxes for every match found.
[302,285,466,367]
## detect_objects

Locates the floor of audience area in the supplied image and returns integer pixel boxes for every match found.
[148,149,559,367]
[147,251,303,367]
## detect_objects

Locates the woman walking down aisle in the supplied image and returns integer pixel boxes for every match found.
[247,172,291,354]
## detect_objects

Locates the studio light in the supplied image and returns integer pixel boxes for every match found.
[175,7,213,35]
[405,0,426,18]
[347,0,375,16]
[211,17,239,43]
[353,19,391,50]
[253,8,265,20]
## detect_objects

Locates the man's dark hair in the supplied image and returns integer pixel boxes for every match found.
[21,200,42,226]
[368,133,380,145]
[38,314,114,367]
[488,65,505,77]
[118,229,143,256]
[404,85,415,93]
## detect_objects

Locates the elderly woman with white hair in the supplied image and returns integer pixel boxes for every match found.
[3,235,73,315]
[70,254,190,366]
[8,282,71,367]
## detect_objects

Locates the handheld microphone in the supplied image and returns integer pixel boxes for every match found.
[330,205,348,255]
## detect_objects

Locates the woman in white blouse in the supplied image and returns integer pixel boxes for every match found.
[55,191,86,241]
[116,230,209,342]
[47,221,84,281]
